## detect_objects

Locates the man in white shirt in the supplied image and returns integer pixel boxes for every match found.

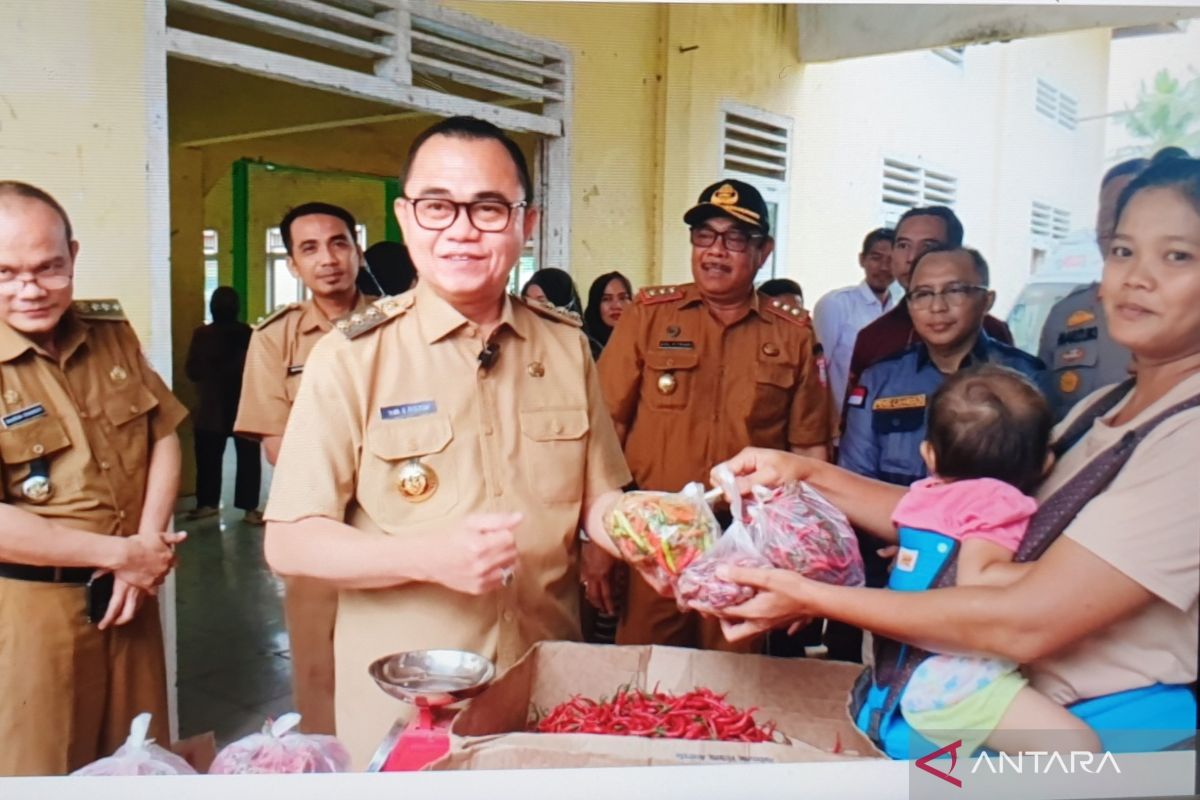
[812,228,897,414]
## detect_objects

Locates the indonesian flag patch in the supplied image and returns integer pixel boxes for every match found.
[847,386,867,408]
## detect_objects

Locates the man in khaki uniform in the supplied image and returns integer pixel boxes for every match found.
[0,182,186,775]
[597,179,833,652]
[235,201,373,736]
[262,117,632,768]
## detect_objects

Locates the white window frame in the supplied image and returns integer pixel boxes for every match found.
[879,156,959,227]
[718,101,793,281]
[202,229,220,323]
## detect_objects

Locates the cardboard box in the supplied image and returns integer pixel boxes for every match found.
[438,642,883,769]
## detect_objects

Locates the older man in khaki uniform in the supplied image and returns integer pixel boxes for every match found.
[0,182,185,775]
[262,117,632,768]
[597,179,833,653]
[235,201,373,736]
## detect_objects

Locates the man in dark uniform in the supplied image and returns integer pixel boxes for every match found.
[844,206,1013,407]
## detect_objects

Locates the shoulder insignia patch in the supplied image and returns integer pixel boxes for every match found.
[763,297,810,327]
[336,295,412,340]
[521,296,583,328]
[254,303,300,330]
[73,299,127,322]
[1065,309,1096,328]
[637,285,684,305]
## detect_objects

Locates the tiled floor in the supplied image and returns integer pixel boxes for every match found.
[173,449,294,746]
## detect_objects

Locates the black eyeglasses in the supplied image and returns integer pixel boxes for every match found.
[908,284,989,311]
[403,197,527,232]
[690,226,763,253]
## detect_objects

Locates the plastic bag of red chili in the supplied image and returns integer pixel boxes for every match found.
[603,482,720,587]
[750,482,865,587]
[675,471,771,611]
[675,521,772,612]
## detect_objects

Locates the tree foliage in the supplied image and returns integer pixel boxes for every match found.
[1115,68,1200,155]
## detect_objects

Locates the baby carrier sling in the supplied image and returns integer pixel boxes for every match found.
[850,378,1200,750]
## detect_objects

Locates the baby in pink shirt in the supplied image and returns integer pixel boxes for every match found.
[891,365,1100,755]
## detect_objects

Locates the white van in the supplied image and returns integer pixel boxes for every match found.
[1005,230,1104,355]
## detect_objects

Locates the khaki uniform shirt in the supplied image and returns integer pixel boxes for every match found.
[1030,372,1200,705]
[263,282,631,766]
[0,303,187,533]
[234,294,373,438]
[598,284,832,492]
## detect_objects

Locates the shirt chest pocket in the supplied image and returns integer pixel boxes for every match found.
[0,416,75,501]
[643,350,700,410]
[519,407,589,505]
[102,384,160,475]
[871,407,928,484]
[748,361,798,424]
[364,415,460,525]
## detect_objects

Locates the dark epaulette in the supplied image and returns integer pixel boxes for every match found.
[73,299,128,322]
[637,285,684,305]
[762,296,811,328]
[520,296,583,328]
[335,294,413,339]
[254,303,301,330]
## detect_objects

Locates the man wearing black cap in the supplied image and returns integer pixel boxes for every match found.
[595,179,833,652]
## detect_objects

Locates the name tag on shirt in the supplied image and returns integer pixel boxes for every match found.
[287,365,304,375]
[658,341,695,350]
[2,404,46,428]
[380,401,437,420]
[872,394,927,412]
[1057,326,1098,346]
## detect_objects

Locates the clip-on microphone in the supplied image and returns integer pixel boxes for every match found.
[478,342,500,370]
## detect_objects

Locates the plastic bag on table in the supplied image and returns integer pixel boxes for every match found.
[603,482,720,587]
[751,481,865,587]
[208,713,351,774]
[72,713,198,776]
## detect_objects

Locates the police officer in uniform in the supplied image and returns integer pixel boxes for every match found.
[841,247,1043,492]
[597,179,833,652]
[261,117,633,768]
[234,201,374,736]
[0,182,186,775]
[1037,159,1149,420]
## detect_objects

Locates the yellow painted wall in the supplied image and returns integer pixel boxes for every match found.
[654,5,802,284]
[446,1,665,296]
[449,3,806,293]
[0,0,170,366]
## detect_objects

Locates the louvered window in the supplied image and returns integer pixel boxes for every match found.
[880,158,958,226]
[1035,79,1078,131]
[1031,202,1071,240]
[717,103,792,280]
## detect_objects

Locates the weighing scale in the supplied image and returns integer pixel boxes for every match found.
[366,649,496,772]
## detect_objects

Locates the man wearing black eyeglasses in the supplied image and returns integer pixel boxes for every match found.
[260,116,634,767]
[839,246,1043,495]
[596,179,833,654]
